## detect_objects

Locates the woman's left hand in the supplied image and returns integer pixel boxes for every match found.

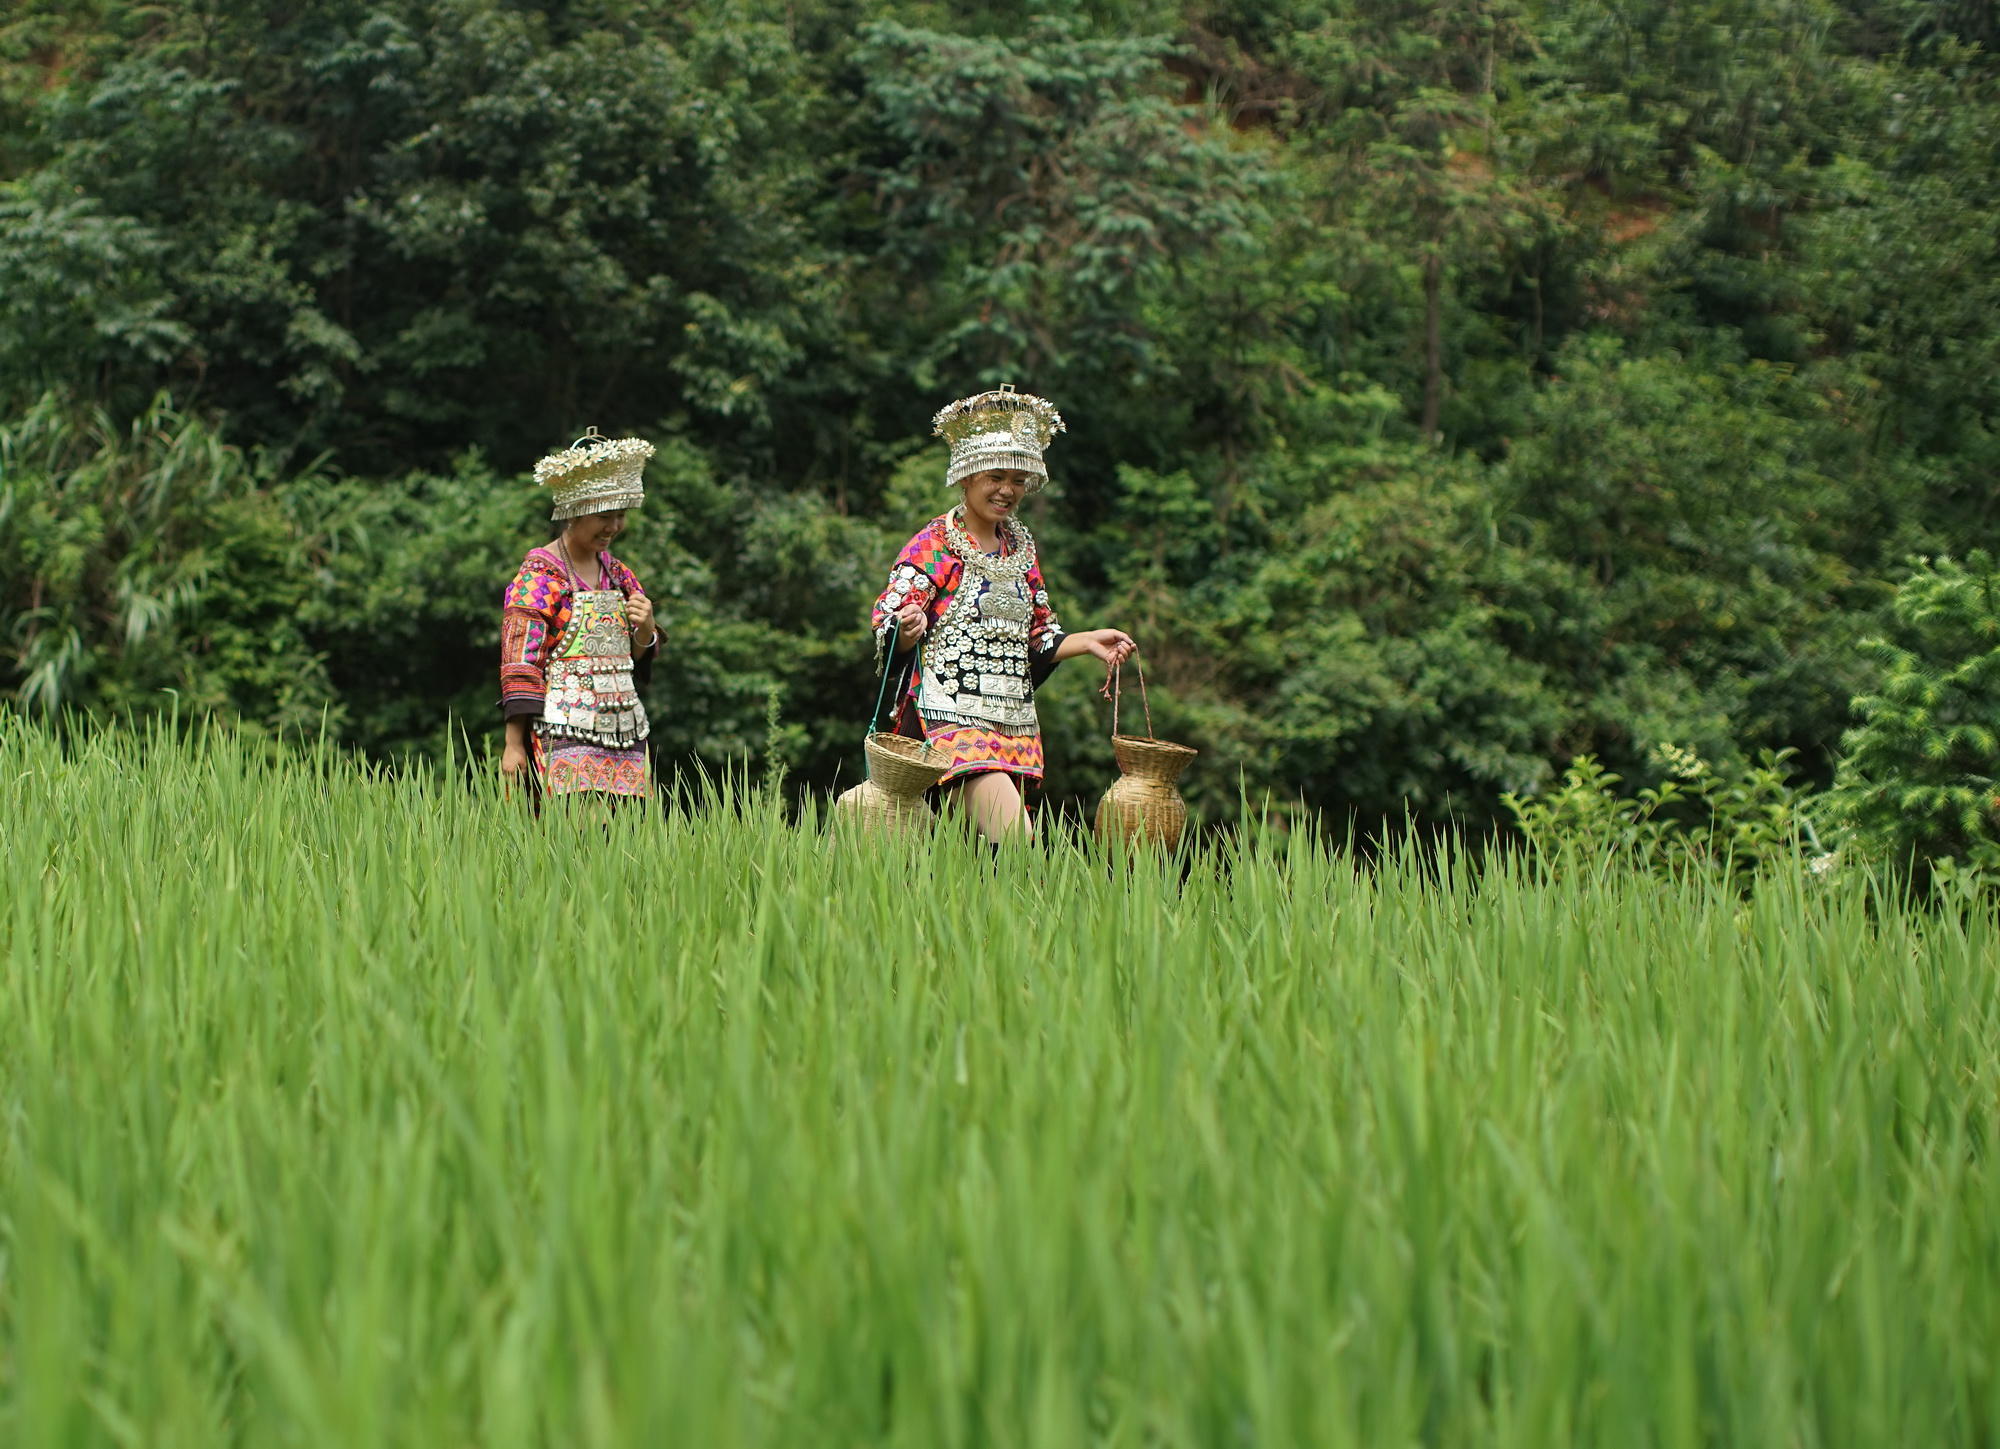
[1082,628,1136,667]
[625,594,657,645]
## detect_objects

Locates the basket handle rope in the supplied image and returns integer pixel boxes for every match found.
[865,623,921,783]
[868,624,900,735]
[1101,659,1154,741]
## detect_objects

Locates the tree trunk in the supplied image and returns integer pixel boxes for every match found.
[1421,249,1444,440]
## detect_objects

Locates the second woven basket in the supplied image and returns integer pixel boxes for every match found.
[1092,663,1196,849]
[1096,735,1197,848]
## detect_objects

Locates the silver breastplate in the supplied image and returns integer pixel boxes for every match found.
[916,558,1040,734]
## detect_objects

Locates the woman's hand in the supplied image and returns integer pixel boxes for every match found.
[1080,628,1137,668]
[501,740,531,784]
[1053,628,1137,668]
[895,601,928,648]
[625,594,657,645]
[501,718,532,792]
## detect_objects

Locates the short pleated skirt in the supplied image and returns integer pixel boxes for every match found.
[532,729,651,797]
[919,718,1044,785]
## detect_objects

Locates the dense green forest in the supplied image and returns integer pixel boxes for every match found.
[3,0,1996,837]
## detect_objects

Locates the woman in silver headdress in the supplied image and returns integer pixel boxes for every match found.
[499,430,661,799]
[869,386,1136,839]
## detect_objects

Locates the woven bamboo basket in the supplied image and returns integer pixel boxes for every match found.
[1093,662,1197,849]
[833,731,949,834]
[1095,735,1198,848]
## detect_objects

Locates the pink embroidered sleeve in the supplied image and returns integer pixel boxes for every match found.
[500,556,565,718]
[871,521,963,680]
[871,536,938,635]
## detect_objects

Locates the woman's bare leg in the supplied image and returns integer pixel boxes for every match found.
[955,772,1029,842]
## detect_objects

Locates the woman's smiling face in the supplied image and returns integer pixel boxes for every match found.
[959,469,1033,527]
[565,509,627,553]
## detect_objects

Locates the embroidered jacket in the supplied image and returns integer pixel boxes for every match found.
[869,511,1065,732]
[498,546,656,720]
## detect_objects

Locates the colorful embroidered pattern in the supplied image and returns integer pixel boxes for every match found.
[869,519,955,639]
[870,513,1063,724]
[922,722,1045,783]
[533,733,650,797]
[500,547,650,716]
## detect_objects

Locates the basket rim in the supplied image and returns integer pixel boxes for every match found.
[865,730,943,762]
[1110,733,1198,759]
[865,731,951,791]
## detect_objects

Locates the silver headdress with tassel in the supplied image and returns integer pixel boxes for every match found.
[932,384,1065,493]
[535,427,655,521]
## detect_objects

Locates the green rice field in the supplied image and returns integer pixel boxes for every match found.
[4,719,1999,1447]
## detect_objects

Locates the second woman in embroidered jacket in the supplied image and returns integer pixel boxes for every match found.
[870,386,1134,840]
[499,431,661,800]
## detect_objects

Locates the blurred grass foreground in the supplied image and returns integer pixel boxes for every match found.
[4,716,1998,1446]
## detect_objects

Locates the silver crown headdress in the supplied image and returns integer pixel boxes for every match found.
[932,384,1065,492]
[534,427,655,521]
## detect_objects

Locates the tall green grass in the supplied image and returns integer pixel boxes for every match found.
[4,716,1998,1446]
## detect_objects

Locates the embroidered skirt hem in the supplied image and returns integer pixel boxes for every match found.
[532,731,651,797]
[918,719,1045,784]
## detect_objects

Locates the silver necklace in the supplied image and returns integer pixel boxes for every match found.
[943,505,1034,583]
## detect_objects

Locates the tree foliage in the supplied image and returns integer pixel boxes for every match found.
[1826,554,2000,881]
[1,0,1995,831]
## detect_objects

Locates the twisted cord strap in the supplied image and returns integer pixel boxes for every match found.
[1099,660,1154,740]
[867,624,911,760]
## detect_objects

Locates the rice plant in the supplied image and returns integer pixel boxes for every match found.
[3,713,1997,1447]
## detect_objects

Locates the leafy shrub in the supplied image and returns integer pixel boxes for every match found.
[1505,745,1810,881]
[0,391,342,732]
[1824,553,2000,885]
